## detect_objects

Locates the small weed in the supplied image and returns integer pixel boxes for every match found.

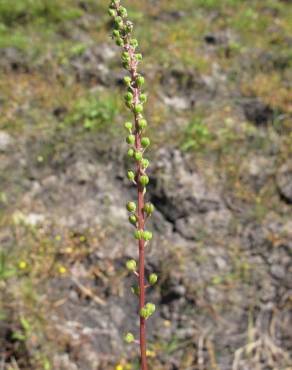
[63,94,119,131]
[181,118,213,151]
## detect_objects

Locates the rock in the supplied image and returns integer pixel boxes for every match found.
[243,99,274,126]
[175,209,231,240]
[0,131,13,152]
[0,47,29,72]
[270,264,286,280]
[150,149,223,224]
[70,44,116,85]
[276,163,292,203]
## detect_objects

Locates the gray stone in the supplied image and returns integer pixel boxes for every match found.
[276,163,292,203]
[0,131,13,152]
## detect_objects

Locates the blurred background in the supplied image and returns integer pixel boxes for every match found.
[0,0,291,369]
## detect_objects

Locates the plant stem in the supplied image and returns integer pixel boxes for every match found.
[135,95,148,370]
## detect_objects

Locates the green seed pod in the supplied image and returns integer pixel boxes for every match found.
[114,16,123,28]
[144,202,154,216]
[141,158,150,169]
[134,230,143,240]
[139,175,149,187]
[124,332,135,343]
[134,151,143,161]
[140,94,147,103]
[127,148,134,157]
[108,8,116,17]
[116,38,123,46]
[130,39,139,48]
[140,307,148,319]
[149,273,158,285]
[124,121,133,131]
[131,284,140,295]
[145,302,156,315]
[126,201,136,212]
[129,214,137,225]
[124,92,133,102]
[124,76,131,86]
[122,51,130,61]
[126,134,135,145]
[136,76,145,87]
[138,119,147,130]
[119,6,127,17]
[135,53,143,61]
[127,170,135,181]
[125,21,133,33]
[143,230,153,241]
[122,60,130,70]
[134,104,143,114]
[113,29,120,38]
[126,259,137,271]
[141,137,150,148]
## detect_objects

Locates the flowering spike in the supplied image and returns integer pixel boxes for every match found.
[108,2,155,367]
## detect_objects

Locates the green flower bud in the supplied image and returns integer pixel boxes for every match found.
[149,273,158,285]
[124,121,133,131]
[122,51,130,61]
[124,92,133,102]
[116,38,124,46]
[140,307,148,319]
[114,16,123,28]
[124,332,135,343]
[141,137,150,148]
[113,29,120,38]
[138,119,147,130]
[127,170,135,181]
[127,148,134,157]
[131,284,140,295]
[124,76,131,86]
[139,175,149,187]
[143,230,153,241]
[126,134,135,145]
[126,201,136,212]
[129,214,137,225]
[136,76,145,87]
[134,104,143,114]
[126,259,136,271]
[143,202,154,216]
[122,60,130,70]
[134,151,143,161]
[135,53,143,61]
[108,8,116,17]
[140,94,147,103]
[119,6,127,17]
[130,39,139,48]
[125,21,133,33]
[145,302,156,315]
[134,230,143,240]
[141,158,150,169]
